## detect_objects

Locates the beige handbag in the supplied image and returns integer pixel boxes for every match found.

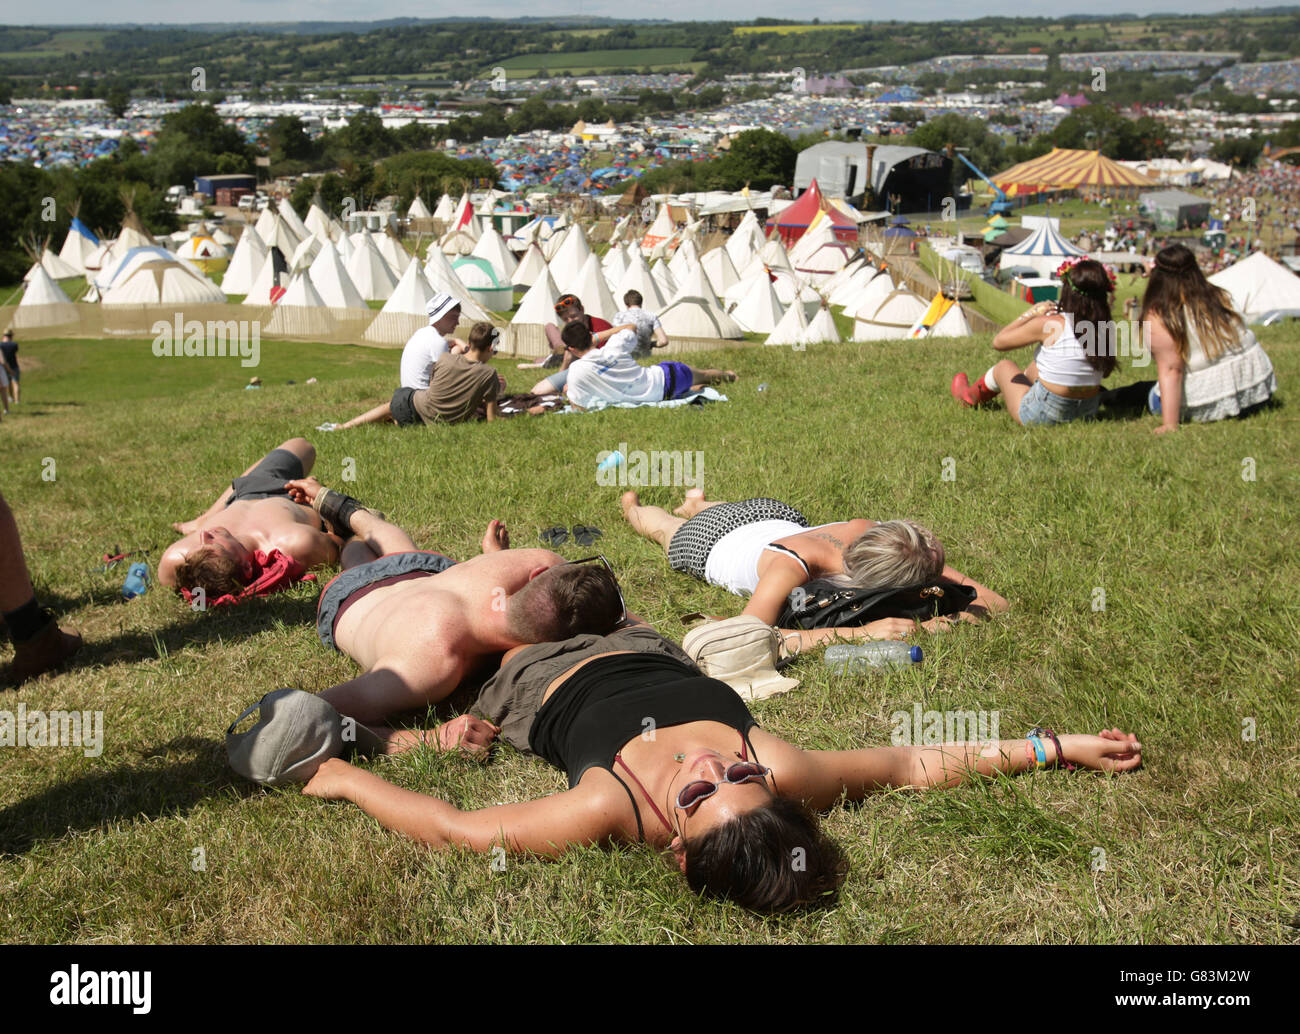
[681,615,801,702]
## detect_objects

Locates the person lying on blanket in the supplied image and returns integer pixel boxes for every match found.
[562,322,736,412]
[160,438,376,603]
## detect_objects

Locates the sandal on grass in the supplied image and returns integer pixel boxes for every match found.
[539,526,569,547]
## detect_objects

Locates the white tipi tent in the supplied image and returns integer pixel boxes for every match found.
[571,252,618,320]
[730,273,784,334]
[1209,251,1300,322]
[407,195,433,220]
[659,265,744,339]
[471,227,520,283]
[548,223,594,289]
[512,266,561,326]
[57,215,99,275]
[347,234,399,301]
[221,229,267,295]
[364,258,440,345]
[24,249,80,282]
[308,242,368,310]
[265,273,339,338]
[616,252,669,312]
[764,298,808,346]
[511,242,549,289]
[853,288,928,341]
[803,301,842,344]
[14,264,78,329]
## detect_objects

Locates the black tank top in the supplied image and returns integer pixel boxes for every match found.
[528,653,757,791]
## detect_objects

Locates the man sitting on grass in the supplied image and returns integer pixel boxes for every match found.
[611,289,670,358]
[159,438,351,602]
[331,322,505,430]
[289,480,625,750]
[563,321,736,411]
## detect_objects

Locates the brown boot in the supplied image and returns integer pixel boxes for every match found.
[5,617,83,687]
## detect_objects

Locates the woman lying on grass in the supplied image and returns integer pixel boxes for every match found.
[950,258,1118,427]
[304,623,1141,914]
[620,490,1008,649]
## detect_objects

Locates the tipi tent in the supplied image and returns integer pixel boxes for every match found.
[616,253,669,312]
[548,224,595,289]
[24,248,80,282]
[308,243,368,310]
[57,212,99,275]
[407,195,433,220]
[570,252,618,320]
[511,267,562,326]
[853,288,928,341]
[452,257,512,312]
[730,273,785,334]
[101,254,225,306]
[364,258,440,345]
[264,273,338,338]
[1209,251,1300,323]
[511,242,549,289]
[347,234,399,301]
[659,265,744,339]
[471,227,520,283]
[764,298,808,346]
[13,265,78,329]
[222,229,268,296]
[803,301,841,345]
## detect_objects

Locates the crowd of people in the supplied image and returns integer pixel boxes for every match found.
[8,236,1286,917]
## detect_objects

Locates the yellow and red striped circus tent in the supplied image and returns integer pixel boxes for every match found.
[993,148,1157,191]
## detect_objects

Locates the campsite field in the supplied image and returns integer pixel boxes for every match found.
[1,327,1297,944]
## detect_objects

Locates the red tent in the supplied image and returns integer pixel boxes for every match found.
[765,179,858,246]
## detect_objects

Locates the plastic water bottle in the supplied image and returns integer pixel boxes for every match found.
[757,383,769,392]
[596,450,625,473]
[825,641,922,672]
[121,562,151,600]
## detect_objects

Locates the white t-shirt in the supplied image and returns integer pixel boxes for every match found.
[399,324,449,389]
[612,307,662,350]
[566,330,665,408]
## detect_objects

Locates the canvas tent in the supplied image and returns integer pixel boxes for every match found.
[766,179,857,247]
[13,264,79,329]
[1139,189,1212,231]
[998,220,1085,278]
[1209,252,1300,323]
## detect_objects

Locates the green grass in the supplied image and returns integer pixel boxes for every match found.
[1,328,1297,944]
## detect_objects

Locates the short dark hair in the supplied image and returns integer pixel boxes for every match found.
[560,320,594,353]
[506,564,623,642]
[623,289,643,307]
[684,797,848,914]
[174,547,245,598]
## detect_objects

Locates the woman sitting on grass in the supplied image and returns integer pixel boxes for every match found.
[950,258,1118,427]
[1104,244,1276,434]
[304,623,1143,914]
[620,490,1008,649]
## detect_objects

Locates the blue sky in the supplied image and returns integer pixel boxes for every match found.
[4,2,1285,27]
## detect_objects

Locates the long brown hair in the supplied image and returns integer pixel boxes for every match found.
[1141,244,1244,363]
[1057,259,1118,377]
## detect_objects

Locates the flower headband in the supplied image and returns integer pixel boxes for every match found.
[1054,257,1116,298]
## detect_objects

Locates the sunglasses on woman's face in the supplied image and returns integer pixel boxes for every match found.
[676,762,771,812]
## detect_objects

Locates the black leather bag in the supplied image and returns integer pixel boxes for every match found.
[777,578,978,629]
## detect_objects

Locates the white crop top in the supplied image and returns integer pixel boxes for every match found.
[1034,314,1104,388]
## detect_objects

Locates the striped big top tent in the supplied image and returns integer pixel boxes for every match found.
[993,148,1157,191]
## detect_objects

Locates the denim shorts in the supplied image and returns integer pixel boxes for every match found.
[1017,380,1100,427]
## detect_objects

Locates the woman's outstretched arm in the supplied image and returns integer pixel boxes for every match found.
[303,757,618,857]
[787,730,1142,810]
